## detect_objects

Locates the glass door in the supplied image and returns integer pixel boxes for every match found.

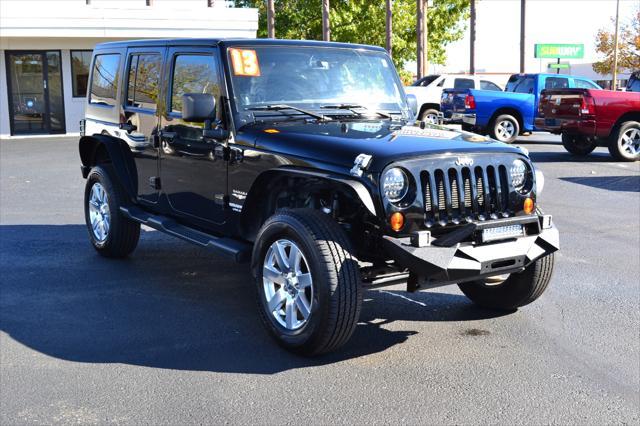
[6,51,66,135]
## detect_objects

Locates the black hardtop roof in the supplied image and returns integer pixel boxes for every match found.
[94,38,386,52]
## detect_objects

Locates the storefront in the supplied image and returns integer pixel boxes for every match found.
[0,0,258,138]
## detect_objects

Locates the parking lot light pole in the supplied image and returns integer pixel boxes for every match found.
[520,0,525,73]
[386,0,393,57]
[470,0,475,74]
[417,0,428,78]
[267,0,275,38]
[612,0,620,90]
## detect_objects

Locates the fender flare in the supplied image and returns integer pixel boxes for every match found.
[78,134,138,201]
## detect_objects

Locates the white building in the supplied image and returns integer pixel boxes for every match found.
[0,0,258,138]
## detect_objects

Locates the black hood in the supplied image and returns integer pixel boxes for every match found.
[238,120,525,172]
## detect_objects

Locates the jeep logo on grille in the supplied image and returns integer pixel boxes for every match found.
[455,156,474,167]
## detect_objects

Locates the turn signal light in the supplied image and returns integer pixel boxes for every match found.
[523,197,535,214]
[390,212,405,232]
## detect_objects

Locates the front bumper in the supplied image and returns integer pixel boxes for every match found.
[382,216,559,285]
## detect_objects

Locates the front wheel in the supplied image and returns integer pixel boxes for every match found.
[253,209,362,356]
[561,133,597,156]
[490,114,520,143]
[608,121,640,162]
[457,253,555,310]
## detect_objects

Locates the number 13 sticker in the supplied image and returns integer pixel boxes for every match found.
[230,48,261,77]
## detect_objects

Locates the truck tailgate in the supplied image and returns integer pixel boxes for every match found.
[539,88,591,120]
[441,89,468,114]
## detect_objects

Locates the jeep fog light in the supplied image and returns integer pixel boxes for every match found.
[382,168,408,202]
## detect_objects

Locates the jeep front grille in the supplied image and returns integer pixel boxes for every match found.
[421,165,510,227]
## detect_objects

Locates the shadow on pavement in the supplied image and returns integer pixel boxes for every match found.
[0,224,508,374]
[560,175,640,193]
[527,150,614,163]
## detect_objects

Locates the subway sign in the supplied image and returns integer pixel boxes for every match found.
[535,43,584,59]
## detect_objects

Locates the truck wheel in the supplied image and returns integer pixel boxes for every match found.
[84,165,140,258]
[457,253,555,310]
[490,114,520,143]
[608,121,640,161]
[561,133,597,156]
[420,108,440,124]
[252,209,362,356]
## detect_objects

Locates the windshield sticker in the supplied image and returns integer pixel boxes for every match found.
[230,48,261,77]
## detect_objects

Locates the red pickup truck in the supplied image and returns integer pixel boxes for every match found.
[535,88,640,161]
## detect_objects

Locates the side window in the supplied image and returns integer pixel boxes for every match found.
[170,54,220,115]
[480,80,502,91]
[126,53,161,111]
[545,77,569,89]
[454,78,474,89]
[513,77,535,93]
[574,79,599,89]
[89,54,121,106]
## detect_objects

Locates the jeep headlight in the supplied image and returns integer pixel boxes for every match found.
[510,159,532,194]
[382,168,408,202]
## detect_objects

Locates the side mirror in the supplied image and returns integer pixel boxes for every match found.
[406,94,418,119]
[181,93,216,122]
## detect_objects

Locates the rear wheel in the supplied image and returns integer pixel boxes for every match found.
[420,108,440,124]
[490,114,520,143]
[253,209,362,356]
[608,121,640,161]
[561,133,597,156]
[84,165,140,258]
[458,254,555,310]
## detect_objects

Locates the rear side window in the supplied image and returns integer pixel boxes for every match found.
[89,54,121,106]
[126,53,161,111]
[545,77,569,89]
[454,78,474,89]
[574,79,599,89]
[480,80,502,91]
[170,54,220,114]
[507,76,535,93]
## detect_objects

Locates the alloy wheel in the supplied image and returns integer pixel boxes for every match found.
[496,120,515,140]
[262,239,313,330]
[620,127,640,156]
[88,182,110,242]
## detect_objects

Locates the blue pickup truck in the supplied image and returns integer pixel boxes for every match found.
[441,73,601,143]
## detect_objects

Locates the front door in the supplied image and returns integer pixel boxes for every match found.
[6,51,66,135]
[159,47,227,226]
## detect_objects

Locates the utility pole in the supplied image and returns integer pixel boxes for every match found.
[322,0,331,41]
[469,0,476,74]
[417,0,428,78]
[386,0,393,57]
[267,0,275,38]
[520,0,526,73]
[612,0,620,90]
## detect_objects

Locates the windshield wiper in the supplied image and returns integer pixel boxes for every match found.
[320,103,392,119]
[246,104,331,121]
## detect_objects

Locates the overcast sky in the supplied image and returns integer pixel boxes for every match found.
[431,0,638,74]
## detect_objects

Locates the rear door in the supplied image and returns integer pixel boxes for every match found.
[122,47,166,205]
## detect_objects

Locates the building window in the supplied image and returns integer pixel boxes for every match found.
[89,54,121,107]
[71,50,92,98]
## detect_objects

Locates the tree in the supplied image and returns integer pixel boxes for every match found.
[593,10,640,75]
[235,0,470,70]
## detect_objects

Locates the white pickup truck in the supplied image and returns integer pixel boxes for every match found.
[404,74,503,123]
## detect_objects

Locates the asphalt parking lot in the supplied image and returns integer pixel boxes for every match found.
[1,134,639,424]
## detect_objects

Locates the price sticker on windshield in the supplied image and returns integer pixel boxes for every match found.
[229,48,261,77]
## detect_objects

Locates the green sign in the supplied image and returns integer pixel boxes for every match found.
[548,63,570,69]
[535,43,584,59]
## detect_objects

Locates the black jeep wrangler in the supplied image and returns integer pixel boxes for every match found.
[79,39,558,355]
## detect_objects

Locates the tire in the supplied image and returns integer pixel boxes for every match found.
[84,165,140,258]
[608,121,640,162]
[561,133,597,156]
[490,114,520,143]
[420,108,440,124]
[458,253,555,310]
[252,209,362,356]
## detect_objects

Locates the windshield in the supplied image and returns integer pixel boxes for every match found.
[227,46,410,120]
